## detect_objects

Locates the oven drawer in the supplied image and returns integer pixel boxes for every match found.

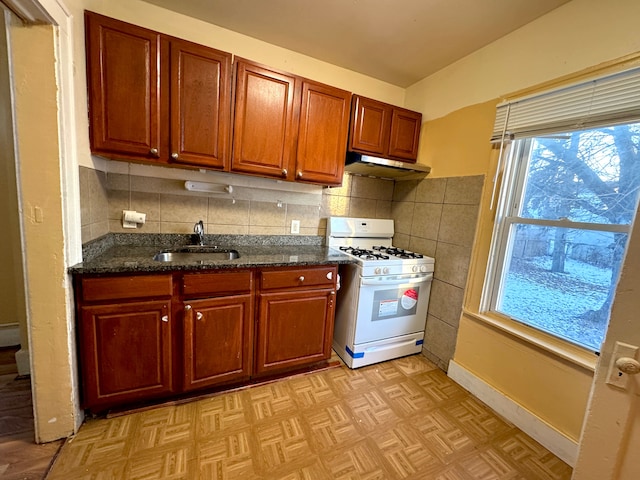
[260,266,337,290]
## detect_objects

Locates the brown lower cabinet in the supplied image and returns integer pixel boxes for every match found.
[75,265,337,412]
[181,271,254,391]
[255,266,337,375]
[77,274,175,411]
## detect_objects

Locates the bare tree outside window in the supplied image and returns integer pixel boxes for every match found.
[495,123,640,350]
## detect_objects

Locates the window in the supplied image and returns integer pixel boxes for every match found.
[484,68,640,352]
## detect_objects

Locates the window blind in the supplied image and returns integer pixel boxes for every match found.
[491,66,640,142]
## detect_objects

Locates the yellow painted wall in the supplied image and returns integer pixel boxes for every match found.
[11,23,78,441]
[0,15,23,332]
[407,0,640,443]
[418,99,496,179]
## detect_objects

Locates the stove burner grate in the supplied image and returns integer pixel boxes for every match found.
[339,246,390,260]
[372,246,424,259]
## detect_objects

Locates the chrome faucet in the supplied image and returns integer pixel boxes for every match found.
[194,220,205,246]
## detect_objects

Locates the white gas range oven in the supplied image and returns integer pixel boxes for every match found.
[327,217,435,368]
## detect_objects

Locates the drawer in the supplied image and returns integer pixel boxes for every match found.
[81,274,173,302]
[183,270,253,297]
[260,266,337,290]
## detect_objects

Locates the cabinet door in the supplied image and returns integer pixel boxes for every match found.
[348,95,391,155]
[85,12,163,160]
[388,107,422,162]
[79,300,173,410]
[295,80,351,185]
[170,39,232,169]
[182,295,253,391]
[255,289,335,375]
[231,60,299,180]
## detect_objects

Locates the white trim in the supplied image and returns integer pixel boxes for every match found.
[448,359,579,467]
[1,0,53,23]
[42,0,84,435]
[0,324,20,347]
[15,347,29,375]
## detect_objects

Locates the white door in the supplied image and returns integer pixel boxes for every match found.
[572,214,640,479]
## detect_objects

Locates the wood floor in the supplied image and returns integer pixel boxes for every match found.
[45,354,572,479]
[0,346,63,480]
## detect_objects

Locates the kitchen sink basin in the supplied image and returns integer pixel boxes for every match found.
[153,246,240,262]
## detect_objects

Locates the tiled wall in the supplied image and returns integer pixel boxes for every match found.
[79,166,109,242]
[391,175,485,371]
[79,166,394,244]
[79,166,483,372]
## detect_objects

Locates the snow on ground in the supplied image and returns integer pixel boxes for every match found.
[500,256,611,351]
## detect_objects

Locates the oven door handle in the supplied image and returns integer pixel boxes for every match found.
[365,338,419,353]
[361,273,433,286]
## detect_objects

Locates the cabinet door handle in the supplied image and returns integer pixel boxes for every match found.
[150,148,159,157]
[296,171,303,178]
[171,152,179,160]
[185,304,192,311]
[326,271,333,280]
[196,312,203,320]
[282,168,288,177]
[298,275,305,282]
[161,315,169,323]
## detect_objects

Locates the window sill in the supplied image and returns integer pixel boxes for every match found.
[462,308,598,372]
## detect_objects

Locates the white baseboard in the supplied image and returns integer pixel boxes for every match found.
[15,348,30,376]
[0,324,20,347]
[447,360,578,467]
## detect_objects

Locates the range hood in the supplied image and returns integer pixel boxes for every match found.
[344,152,431,181]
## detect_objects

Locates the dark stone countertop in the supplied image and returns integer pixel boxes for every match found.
[69,233,354,275]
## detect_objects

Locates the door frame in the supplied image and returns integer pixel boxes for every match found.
[9,0,83,441]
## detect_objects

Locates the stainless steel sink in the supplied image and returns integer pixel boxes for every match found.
[153,247,240,262]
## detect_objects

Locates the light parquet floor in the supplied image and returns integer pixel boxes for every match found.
[46,354,572,480]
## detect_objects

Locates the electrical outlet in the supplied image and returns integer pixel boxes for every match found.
[291,219,300,234]
[606,341,640,390]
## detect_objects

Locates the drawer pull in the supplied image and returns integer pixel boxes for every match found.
[161,315,169,323]
[196,312,203,320]
[298,276,305,282]
[326,271,333,280]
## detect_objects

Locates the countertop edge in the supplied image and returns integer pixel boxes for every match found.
[69,234,354,275]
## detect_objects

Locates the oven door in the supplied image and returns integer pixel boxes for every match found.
[353,273,433,344]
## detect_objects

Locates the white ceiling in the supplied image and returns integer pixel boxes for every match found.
[141,0,571,87]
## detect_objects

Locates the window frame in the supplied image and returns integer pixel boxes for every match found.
[481,132,634,351]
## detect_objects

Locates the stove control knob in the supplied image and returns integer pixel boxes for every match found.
[382,267,389,274]
[412,265,419,273]
[374,267,381,275]
[420,265,428,273]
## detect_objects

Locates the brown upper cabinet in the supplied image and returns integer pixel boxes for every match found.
[349,95,422,163]
[231,61,299,180]
[85,13,352,186]
[232,59,351,186]
[85,11,232,170]
[296,80,352,184]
